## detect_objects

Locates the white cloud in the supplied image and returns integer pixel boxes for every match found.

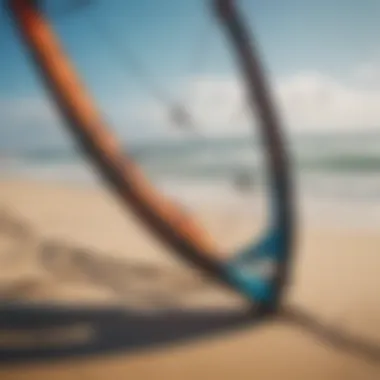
[0,97,66,150]
[0,97,59,127]
[3,64,380,148]
[127,76,249,136]
[277,70,380,130]
[184,76,245,128]
[132,67,380,134]
[353,62,380,85]
[0,96,166,147]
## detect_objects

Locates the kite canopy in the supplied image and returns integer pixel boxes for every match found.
[2,0,294,362]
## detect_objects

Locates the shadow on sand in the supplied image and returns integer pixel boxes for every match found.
[0,209,263,365]
[0,303,261,365]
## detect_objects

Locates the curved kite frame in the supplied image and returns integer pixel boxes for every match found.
[2,0,294,361]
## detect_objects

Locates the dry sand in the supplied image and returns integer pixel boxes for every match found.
[0,179,379,379]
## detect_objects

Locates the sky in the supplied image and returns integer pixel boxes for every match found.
[1,0,380,151]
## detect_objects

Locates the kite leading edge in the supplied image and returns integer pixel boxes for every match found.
[1,0,296,362]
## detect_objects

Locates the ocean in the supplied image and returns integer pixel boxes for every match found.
[0,132,380,230]
[1,131,380,195]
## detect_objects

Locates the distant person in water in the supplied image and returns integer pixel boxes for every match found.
[234,170,254,192]
[171,105,193,130]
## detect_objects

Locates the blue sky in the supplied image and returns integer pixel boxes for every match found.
[1,0,380,150]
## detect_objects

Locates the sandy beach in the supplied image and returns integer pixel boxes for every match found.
[0,179,379,379]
